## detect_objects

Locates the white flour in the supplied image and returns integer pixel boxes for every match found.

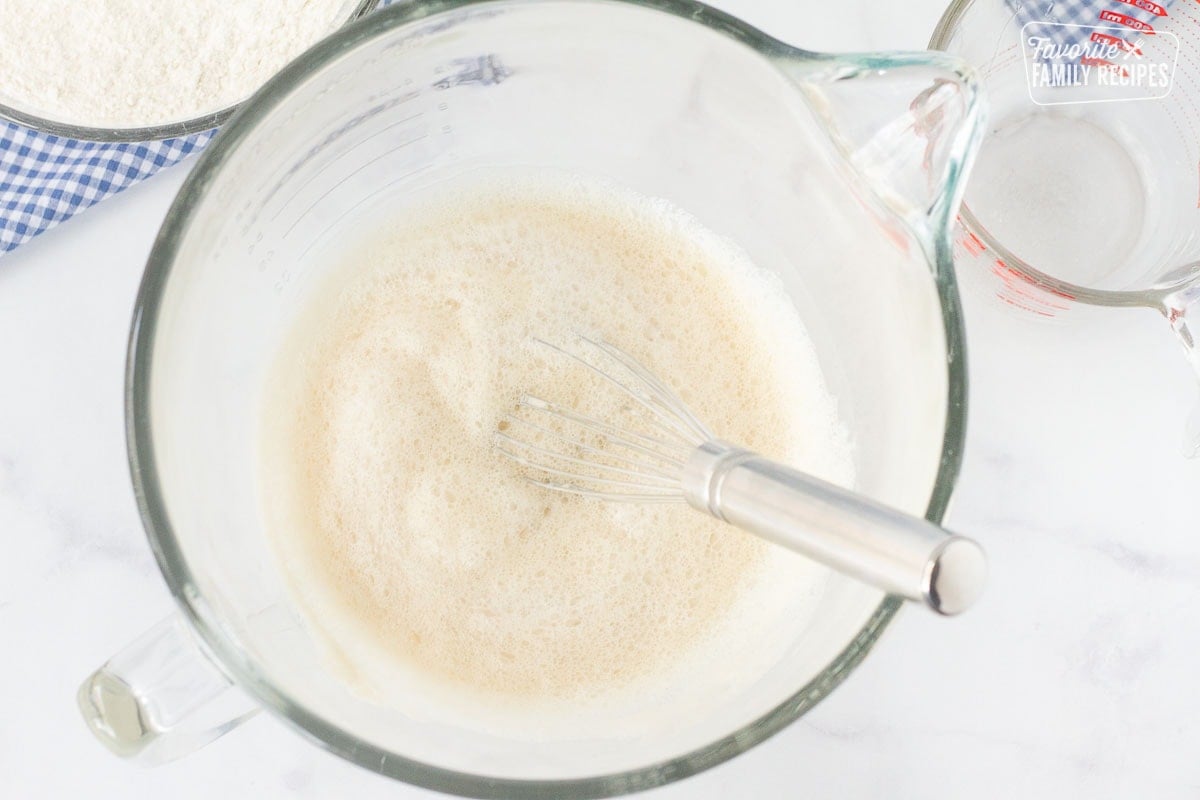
[0,0,354,128]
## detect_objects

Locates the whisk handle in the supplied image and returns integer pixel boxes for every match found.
[681,441,985,615]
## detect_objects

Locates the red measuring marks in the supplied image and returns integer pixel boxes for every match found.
[1091,31,1143,55]
[1113,0,1167,17]
[954,223,1075,317]
[1100,10,1157,31]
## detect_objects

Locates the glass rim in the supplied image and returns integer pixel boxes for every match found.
[127,1,969,796]
[0,0,381,143]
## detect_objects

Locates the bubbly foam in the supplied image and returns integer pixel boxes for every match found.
[262,172,854,724]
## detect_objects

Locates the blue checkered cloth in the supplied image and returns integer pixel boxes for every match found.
[0,124,216,253]
[1011,0,1175,57]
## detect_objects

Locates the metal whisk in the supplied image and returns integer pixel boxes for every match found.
[494,336,986,615]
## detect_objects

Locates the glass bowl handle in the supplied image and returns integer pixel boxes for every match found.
[77,615,259,764]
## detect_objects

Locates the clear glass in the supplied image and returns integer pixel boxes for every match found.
[931,0,1200,454]
[89,0,982,795]
[0,0,380,142]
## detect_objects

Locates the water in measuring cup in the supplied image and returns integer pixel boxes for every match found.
[964,110,1149,289]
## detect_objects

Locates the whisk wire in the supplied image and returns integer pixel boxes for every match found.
[519,395,692,462]
[532,337,705,447]
[526,480,687,504]
[588,337,713,442]
[493,430,679,488]
[498,337,713,503]
[501,414,681,481]
[494,435,680,494]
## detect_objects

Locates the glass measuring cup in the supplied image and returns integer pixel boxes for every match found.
[931,0,1200,455]
[77,0,985,794]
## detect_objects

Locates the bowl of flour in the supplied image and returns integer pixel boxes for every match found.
[0,0,379,140]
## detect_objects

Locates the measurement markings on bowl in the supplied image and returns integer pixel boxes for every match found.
[282,134,431,240]
[270,110,427,223]
[291,164,436,269]
[254,86,423,228]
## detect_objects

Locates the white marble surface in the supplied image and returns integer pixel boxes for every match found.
[2,1,1199,797]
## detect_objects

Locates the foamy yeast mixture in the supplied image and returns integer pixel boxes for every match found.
[262,173,855,717]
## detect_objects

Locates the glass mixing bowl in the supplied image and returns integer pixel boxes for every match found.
[0,0,380,142]
[78,0,983,795]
